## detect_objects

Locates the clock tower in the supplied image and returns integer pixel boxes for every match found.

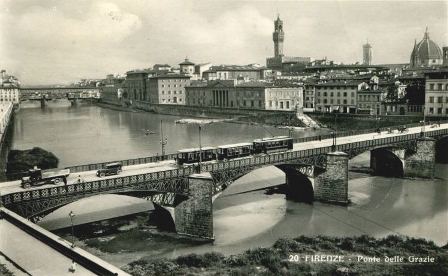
[273,15,284,58]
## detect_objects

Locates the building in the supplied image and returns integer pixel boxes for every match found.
[185,80,303,111]
[0,70,20,104]
[194,63,213,79]
[356,78,386,115]
[424,69,448,117]
[203,65,272,81]
[303,80,316,112]
[272,15,284,58]
[179,58,195,76]
[443,47,448,66]
[314,80,359,113]
[410,27,443,68]
[123,70,148,103]
[266,15,311,71]
[153,64,172,71]
[147,73,190,105]
[100,74,125,105]
[363,41,372,65]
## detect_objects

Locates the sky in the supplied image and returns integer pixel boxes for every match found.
[0,0,447,85]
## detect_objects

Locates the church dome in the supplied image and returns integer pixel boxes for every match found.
[410,28,443,67]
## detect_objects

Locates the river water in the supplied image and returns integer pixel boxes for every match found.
[6,100,448,266]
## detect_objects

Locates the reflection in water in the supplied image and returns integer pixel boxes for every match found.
[7,101,448,264]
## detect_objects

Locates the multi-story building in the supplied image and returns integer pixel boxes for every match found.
[0,70,20,104]
[124,70,148,102]
[424,69,448,117]
[147,73,190,105]
[185,80,303,111]
[203,65,272,81]
[100,74,125,104]
[314,80,359,113]
[357,85,385,115]
[303,80,316,112]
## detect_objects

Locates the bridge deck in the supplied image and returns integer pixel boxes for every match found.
[0,123,447,198]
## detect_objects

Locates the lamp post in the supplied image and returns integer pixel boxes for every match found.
[160,120,167,159]
[198,124,202,173]
[421,105,426,137]
[331,131,337,151]
[68,211,75,248]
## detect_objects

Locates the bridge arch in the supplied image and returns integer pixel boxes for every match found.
[435,135,448,163]
[370,148,404,177]
[211,164,314,204]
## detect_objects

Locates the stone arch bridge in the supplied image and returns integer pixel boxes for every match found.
[1,126,447,240]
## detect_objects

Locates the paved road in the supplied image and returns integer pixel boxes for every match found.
[0,219,97,275]
[1,123,446,195]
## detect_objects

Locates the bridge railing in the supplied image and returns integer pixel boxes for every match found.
[65,120,448,173]
[293,120,448,143]
[2,127,447,208]
[66,153,179,173]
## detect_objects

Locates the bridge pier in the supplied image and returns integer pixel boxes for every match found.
[314,152,349,205]
[404,137,436,178]
[40,98,46,108]
[173,173,214,240]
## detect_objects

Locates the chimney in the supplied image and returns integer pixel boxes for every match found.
[1,70,5,79]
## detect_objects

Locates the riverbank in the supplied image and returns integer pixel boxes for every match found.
[308,113,425,131]
[97,100,307,127]
[122,235,448,276]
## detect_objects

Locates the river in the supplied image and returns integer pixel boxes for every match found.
[5,100,448,267]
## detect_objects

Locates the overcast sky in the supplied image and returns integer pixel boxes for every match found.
[1,0,447,85]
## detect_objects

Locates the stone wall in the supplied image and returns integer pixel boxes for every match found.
[314,152,349,205]
[174,173,214,240]
[404,137,436,178]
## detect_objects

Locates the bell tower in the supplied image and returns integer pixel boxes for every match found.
[273,15,284,58]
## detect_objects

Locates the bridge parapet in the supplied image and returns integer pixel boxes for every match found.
[0,207,130,275]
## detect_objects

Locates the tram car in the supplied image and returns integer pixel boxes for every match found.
[176,146,217,165]
[253,136,293,154]
[217,142,254,160]
[176,136,293,165]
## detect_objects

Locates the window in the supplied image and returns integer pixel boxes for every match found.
[438,84,443,90]
[351,99,354,104]
[429,107,434,114]
[429,96,434,103]
[330,99,334,104]
[430,84,434,90]
[343,99,347,104]
[251,100,254,107]
[438,97,443,103]
[343,92,347,97]
[437,108,442,114]
[330,92,334,97]
[351,92,355,97]
[286,101,290,109]
[337,99,340,104]
[323,92,327,97]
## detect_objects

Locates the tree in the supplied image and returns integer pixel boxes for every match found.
[6,147,59,180]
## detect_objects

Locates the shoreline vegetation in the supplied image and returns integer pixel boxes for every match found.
[122,235,448,276]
